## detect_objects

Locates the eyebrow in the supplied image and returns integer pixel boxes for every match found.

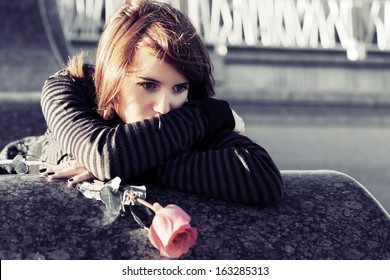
[137,76,190,85]
[137,76,161,84]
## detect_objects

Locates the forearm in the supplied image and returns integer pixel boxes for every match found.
[42,100,206,180]
[41,73,235,181]
[156,131,284,204]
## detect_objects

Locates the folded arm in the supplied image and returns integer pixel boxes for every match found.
[157,130,284,204]
[41,71,233,181]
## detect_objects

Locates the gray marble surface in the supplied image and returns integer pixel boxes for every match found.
[0,170,389,260]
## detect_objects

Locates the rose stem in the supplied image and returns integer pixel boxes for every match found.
[126,193,154,211]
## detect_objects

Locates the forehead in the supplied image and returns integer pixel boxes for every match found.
[128,48,159,72]
[128,48,188,82]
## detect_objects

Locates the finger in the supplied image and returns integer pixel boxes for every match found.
[41,160,84,177]
[67,170,95,187]
[240,123,246,135]
[47,165,87,179]
[233,118,245,134]
[232,109,245,135]
[45,160,82,173]
[39,163,64,176]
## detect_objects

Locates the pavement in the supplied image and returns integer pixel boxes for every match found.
[1,93,389,212]
[233,102,390,212]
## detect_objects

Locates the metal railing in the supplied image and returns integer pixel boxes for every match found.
[56,0,390,60]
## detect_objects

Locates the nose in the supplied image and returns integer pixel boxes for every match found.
[153,92,170,115]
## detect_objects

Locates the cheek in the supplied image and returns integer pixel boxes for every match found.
[171,93,188,109]
[119,94,157,123]
[115,92,139,121]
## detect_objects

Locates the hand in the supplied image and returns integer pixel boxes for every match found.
[232,109,245,135]
[40,160,96,187]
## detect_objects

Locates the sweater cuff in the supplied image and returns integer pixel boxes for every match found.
[186,98,235,133]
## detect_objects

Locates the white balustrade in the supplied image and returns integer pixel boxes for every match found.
[56,0,390,60]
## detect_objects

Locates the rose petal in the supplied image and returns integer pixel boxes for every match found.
[150,212,174,246]
[166,224,191,245]
[160,205,191,226]
[148,223,164,251]
[163,227,198,259]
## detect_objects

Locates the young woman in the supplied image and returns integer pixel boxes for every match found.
[29,0,284,204]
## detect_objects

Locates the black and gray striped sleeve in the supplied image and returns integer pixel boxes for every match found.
[157,130,284,204]
[41,72,283,204]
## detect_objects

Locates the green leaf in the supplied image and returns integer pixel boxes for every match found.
[100,185,122,214]
[105,177,121,194]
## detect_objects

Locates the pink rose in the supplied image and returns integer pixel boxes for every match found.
[148,203,198,259]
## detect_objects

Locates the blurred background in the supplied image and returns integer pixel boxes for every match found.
[1,0,389,212]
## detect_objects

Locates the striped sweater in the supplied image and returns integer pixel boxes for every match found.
[40,69,284,204]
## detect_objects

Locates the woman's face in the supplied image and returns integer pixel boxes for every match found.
[115,48,189,124]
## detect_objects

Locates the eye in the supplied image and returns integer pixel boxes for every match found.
[138,82,157,90]
[173,84,189,94]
